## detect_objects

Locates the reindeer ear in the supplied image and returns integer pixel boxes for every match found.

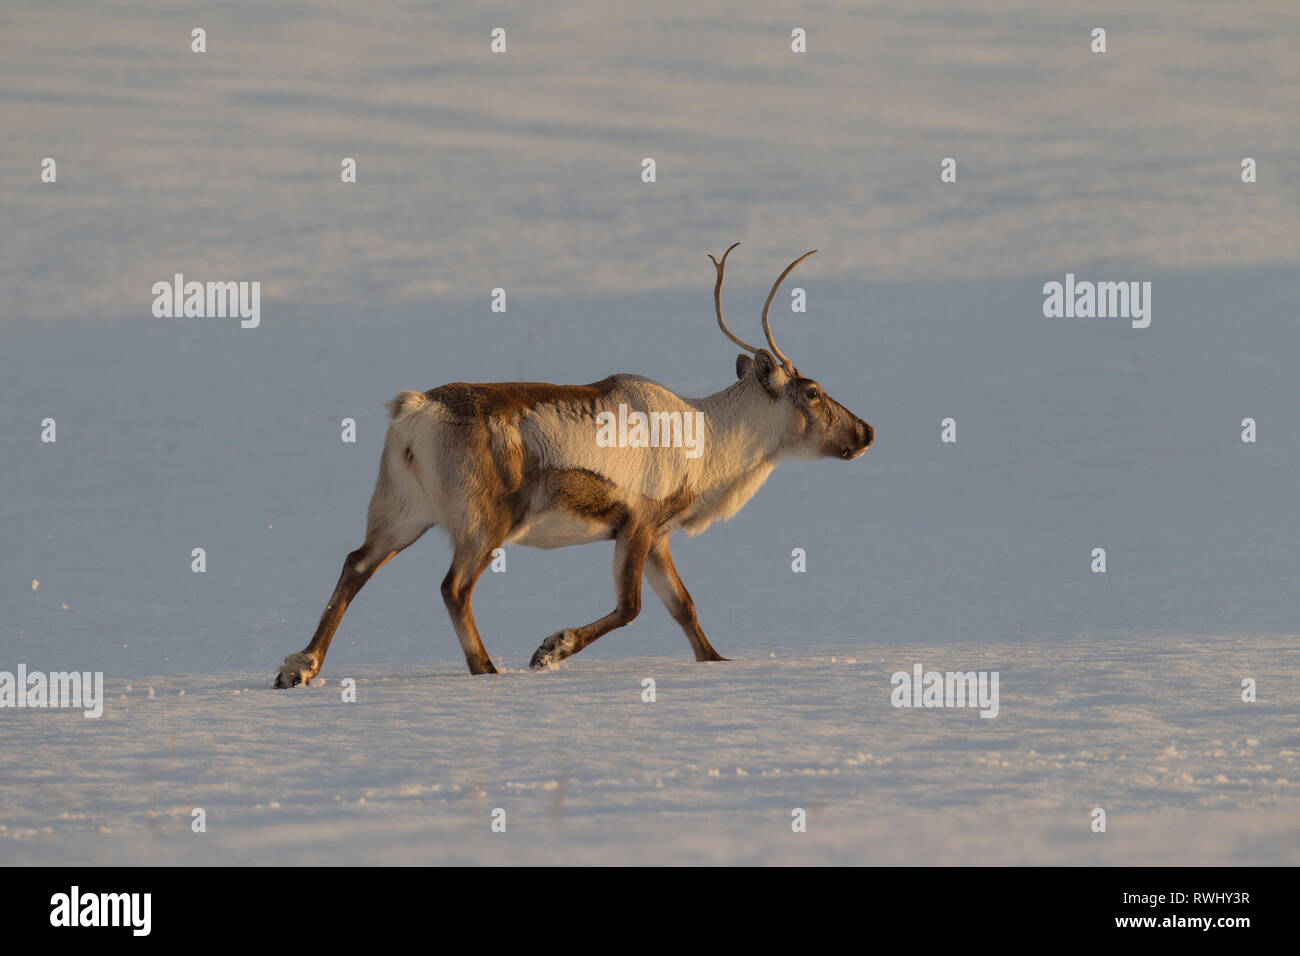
[752,349,784,399]
[735,354,753,380]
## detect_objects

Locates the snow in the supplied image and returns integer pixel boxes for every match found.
[3,270,1298,864]
[2,0,1298,865]
[1,640,1296,865]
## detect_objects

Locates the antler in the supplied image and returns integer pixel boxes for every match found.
[707,242,761,354]
[761,249,817,371]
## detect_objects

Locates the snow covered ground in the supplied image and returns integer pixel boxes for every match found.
[1,640,1297,865]
[3,271,1298,865]
[2,0,1298,865]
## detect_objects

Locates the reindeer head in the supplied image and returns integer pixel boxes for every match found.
[709,243,874,461]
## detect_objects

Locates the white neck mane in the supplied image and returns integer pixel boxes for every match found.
[680,377,790,535]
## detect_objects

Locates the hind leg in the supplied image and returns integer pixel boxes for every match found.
[275,450,431,689]
[274,524,427,688]
[274,543,388,688]
[277,402,448,687]
[441,532,509,675]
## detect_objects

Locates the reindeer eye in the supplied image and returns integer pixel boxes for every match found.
[805,387,820,401]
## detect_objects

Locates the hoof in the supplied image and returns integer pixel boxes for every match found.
[469,658,499,675]
[530,630,578,669]
[274,652,317,689]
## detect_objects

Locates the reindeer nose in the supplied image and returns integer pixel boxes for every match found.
[857,420,874,448]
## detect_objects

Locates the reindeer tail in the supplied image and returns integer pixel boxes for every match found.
[386,390,430,421]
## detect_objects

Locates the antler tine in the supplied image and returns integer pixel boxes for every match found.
[761,249,817,370]
[708,242,760,354]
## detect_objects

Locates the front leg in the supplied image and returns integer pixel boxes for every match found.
[530,525,652,668]
[645,535,728,661]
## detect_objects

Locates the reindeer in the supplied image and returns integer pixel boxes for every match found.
[274,244,873,687]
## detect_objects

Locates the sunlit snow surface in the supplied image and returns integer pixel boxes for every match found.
[2,641,1296,865]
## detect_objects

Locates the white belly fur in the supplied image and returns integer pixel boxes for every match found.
[507,508,613,549]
